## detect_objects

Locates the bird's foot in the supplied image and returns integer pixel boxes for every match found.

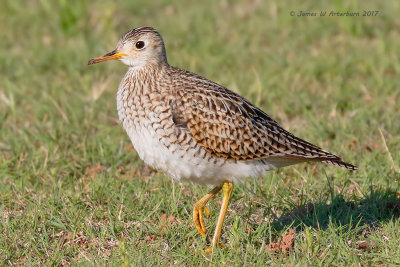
[193,204,210,236]
[192,186,222,236]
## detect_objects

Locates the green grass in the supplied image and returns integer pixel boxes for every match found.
[1,0,400,265]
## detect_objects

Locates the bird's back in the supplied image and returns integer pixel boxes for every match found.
[167,66,356,171]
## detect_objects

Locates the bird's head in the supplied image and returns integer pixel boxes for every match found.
[88,27,167,69]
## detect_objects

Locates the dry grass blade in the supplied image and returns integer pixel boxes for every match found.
[378,127,399,173]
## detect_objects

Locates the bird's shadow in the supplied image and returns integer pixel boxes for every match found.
[266,181,400,234]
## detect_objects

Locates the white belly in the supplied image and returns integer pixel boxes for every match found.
[123,121,280,187]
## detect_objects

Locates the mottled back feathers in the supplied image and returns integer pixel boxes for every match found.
[168,68,357,171]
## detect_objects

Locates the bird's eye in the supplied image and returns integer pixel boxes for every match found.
[136,41,145,49]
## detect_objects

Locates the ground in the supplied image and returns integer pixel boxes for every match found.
[1,0,400,265]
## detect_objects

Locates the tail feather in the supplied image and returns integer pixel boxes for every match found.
[323,159,357,171]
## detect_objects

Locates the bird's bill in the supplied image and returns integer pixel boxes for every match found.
[87,50,127,65]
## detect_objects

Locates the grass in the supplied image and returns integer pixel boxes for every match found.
[1,0,400,265]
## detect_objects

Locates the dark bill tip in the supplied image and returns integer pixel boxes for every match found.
[87,58,96,65]
[87,50,123,65]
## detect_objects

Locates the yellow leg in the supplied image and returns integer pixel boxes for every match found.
[205,181,234,254]
[193,186,222,236]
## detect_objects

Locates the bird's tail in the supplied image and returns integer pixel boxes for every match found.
[323,159,357,171]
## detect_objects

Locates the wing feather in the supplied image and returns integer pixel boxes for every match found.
[169,68,356,170]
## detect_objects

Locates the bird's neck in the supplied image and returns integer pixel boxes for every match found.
[121,63,169,95]
[129,61,168,77]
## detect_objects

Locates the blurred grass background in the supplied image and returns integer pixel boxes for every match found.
[1,0,399,265]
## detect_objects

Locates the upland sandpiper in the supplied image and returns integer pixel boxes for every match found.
[88,27,356,253]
